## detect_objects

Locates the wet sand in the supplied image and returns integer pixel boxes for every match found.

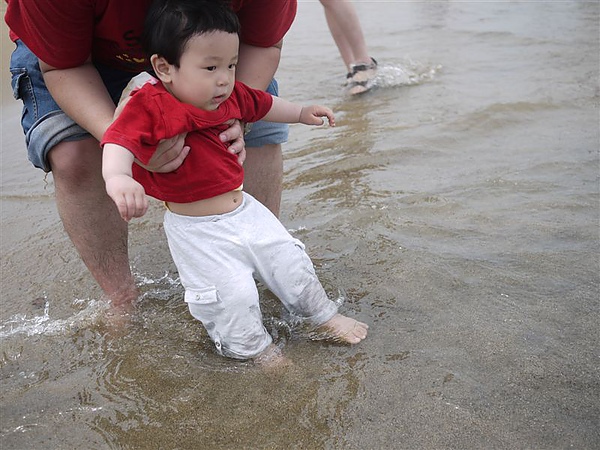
[1,1,599,449]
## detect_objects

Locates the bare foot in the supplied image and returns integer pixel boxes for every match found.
[253,344,293,372]
[108,284,140,309]
[313,314,369,344]
[100,290,138,334]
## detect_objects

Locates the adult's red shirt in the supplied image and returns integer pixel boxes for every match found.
[101,79,273,203]
[5,0,297,72]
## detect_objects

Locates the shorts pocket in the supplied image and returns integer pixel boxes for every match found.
[184,285,220,306]
[10,67,38,126]
[10,68,29,101]
[184,286,226,355]
[184,286,224,328]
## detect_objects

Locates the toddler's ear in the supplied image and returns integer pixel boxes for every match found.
[151,54,173,83]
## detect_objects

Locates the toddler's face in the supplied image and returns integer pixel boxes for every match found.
[168,30,238,111]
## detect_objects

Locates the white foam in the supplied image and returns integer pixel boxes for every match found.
[0,298,108,338]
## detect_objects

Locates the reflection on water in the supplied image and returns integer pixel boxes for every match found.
[2,1,599,449]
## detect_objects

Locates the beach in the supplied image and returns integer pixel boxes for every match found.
[1,1,599,449]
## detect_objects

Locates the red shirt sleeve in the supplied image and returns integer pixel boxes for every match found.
[101,88,166,166]
[233,0,297,47]
[231,81,274,123]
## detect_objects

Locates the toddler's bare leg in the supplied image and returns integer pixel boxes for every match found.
[314,313,369,344]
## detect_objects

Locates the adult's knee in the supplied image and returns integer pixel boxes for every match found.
[48,138,103,187]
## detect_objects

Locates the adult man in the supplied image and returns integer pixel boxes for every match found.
[5,0,296,306]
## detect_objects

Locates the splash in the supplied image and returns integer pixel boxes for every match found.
[0,271,181,339]
[373,61,442,89]
[136,271,182,302]
[287,225,308,234]
[0,297,108,338]
[136,271,180,288]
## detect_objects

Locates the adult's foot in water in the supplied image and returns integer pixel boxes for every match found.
[102,287,139,332]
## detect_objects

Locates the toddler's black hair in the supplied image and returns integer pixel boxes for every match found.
[143,0,240,67]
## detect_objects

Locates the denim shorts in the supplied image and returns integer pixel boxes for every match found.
[244,79,289,148]
[9,39,289,172]
[9,40,134,172]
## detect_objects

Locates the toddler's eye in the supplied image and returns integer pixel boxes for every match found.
[228,63,236,70]
[206,66,217,72]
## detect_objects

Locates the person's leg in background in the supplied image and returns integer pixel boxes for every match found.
[319,0,371,71]
[319,0,378,94]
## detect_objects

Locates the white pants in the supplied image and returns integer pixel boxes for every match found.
[164,193,338,359]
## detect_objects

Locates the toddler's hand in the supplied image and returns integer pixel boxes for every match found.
[299,105,336,127]
[105,175,149,222]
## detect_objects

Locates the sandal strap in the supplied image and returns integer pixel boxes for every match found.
[348,80,368,88]
[350,57,378,75]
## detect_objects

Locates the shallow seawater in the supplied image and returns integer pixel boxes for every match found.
[1,1,599,449]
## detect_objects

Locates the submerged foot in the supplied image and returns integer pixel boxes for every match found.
[101,287,139,333]
[253,344,293,372]
[313,314,369,344]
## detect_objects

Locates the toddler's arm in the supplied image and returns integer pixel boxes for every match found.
[102,143,149,222]
[262,96,336,127]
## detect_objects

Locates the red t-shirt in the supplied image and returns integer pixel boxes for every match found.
[5,0,297,71]
[101,79,273,203]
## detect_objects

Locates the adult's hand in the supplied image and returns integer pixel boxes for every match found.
[114,73,191,173]
[220,119,246,164]
[137,134,191,173]
[116,75,245,171]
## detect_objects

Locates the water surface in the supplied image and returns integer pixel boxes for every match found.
[1,1,599,449]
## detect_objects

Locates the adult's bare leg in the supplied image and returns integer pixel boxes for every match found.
[243,144,283,217]
[320,0,371,70]
[48,138,138,306]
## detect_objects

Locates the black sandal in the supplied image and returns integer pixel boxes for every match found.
[347,57,378,95]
